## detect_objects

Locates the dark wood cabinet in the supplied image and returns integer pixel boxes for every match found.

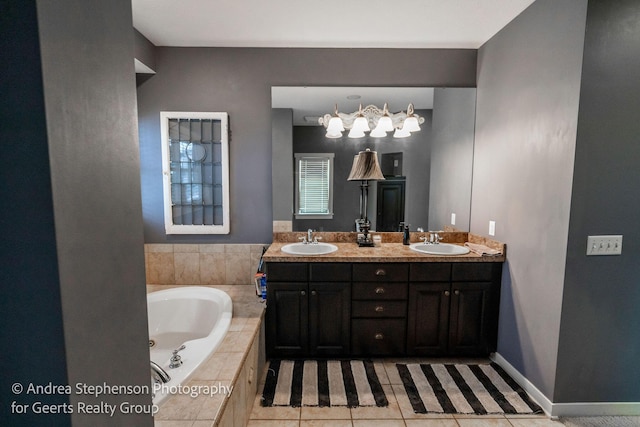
[266,263,350,357]
[407,262,501,356]
[266,260,502,358]
[266,281,308,356]
[351,263,408,356]
[407,282,451,355]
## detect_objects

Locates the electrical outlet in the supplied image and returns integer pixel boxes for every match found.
[587,235,623,256]
[451,213,456,225]
[489,220,496,236]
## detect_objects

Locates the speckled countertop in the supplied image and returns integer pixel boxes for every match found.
[263,231,506,263]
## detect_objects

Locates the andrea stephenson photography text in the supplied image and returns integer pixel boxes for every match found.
[9,381,233,417]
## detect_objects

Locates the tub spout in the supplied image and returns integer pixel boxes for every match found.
[150,361,171,383]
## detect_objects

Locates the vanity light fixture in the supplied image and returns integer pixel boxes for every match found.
[347,149,385,246]
[319,103,424,139]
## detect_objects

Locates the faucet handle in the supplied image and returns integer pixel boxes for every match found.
[298,236,307,244]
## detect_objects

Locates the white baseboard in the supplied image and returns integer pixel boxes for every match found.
[491,353,640,417]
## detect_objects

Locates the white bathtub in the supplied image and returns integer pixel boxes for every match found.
[147,286,232,405]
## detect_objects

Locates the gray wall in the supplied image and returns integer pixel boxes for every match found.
[272,108,294,221]
[473,0,587,400]
[137,48,476,243]
[428,88,476,231]
[36,0,153,425]
[290,113,432,232]
[555,0,640,403]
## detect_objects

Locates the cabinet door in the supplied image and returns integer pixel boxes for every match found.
[448,282,494,355]
[407,283,450,356]
[266,282,308,357]
[309,282,351,356]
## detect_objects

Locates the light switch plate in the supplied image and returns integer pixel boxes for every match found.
[587,235,623,256]
[451,213,456,225]
[489,220,496,236]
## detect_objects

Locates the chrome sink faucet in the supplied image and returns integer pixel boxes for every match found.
[150,361,171,384]
[308,228,313,243]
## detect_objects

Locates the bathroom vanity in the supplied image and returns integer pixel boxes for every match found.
[263,233,505,359]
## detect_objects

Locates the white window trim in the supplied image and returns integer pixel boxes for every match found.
[294,153,334,220]
[160,111,230,234]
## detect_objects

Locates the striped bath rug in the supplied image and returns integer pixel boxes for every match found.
[397,362,543,415]
[261,359,388,408]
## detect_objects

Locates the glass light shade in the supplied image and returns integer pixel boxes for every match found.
[393,127,411,138]
[348,128,366,138]
[327,116,345,132]
[402,116,420,132]
[370,125,387,138]
[325,130,342,138]
[377,115,394,132]
[352,116,370,132]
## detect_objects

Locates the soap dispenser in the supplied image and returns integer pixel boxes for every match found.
[403,224,410,245]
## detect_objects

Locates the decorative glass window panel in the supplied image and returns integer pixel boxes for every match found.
[160,112,230,234]
[295,153,334,219]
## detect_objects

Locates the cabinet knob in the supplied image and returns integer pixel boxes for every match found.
[375,333,384,340]
[375,287,385,294]
[444,291,450,296]
[375,306,384,312]
[454,290,460,295]
[375,269,386,276]
[301,290,306,296]
[311,290,317,296]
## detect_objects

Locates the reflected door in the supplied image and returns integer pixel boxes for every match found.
[376,177,406,232]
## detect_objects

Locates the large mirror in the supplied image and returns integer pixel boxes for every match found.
[272,86,476,233]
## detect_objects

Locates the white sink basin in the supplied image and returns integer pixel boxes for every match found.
[281,242,338,256]
[409,242,470,256]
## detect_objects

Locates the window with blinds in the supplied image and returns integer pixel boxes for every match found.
[295,153,334,219]
[160,112,230,234]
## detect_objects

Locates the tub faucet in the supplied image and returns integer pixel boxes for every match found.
[150,361,171,383]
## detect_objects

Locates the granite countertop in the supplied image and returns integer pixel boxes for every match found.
[263,241,505,263]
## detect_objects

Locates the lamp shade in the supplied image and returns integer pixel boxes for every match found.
[347,149,385,181]
[369,125,387,138]
[402,116,420,132]
[377,115,394,132]
[393,127,411,138]
[327,116,345,133]
[352,116,370,133]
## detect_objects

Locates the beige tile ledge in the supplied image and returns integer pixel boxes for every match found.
[146,284,265,426]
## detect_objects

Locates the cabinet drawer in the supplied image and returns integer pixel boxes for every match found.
[452,263,500,282]
[352,263,408,282]
[352,301,407,318]
[266,263,308,281]
[352,282,408,300]
[351,319,406,355]
[309,263,351,282]
[410,263,451,282]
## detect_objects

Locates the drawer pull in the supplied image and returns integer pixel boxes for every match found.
[375,333,384,340]
[375,306,384,312]
[375,287,386,294]
[311,290,317,296]
[454,290,460,295]
[444,291,450,297]
[375,269,386,276]
[301,290,306,296]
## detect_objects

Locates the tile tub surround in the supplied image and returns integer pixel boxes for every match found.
[266,232,506,263]
[145,244,268,286]
[147,284,266,427]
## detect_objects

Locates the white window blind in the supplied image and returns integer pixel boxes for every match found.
[295,153,334,219]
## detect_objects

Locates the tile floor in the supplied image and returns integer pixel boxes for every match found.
[248,359,563,427]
